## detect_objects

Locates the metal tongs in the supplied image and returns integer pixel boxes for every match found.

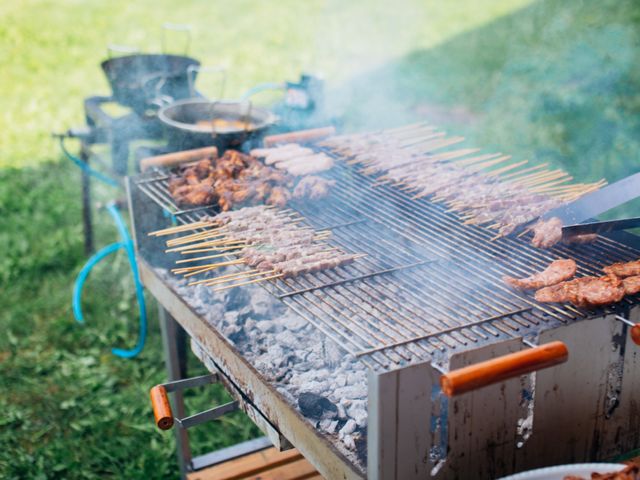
[562,216,640,240]
[522,170,640,240]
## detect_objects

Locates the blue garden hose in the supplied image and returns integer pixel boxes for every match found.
[71,203,147,358]
[59,136,120,188]
[61,136,147,358]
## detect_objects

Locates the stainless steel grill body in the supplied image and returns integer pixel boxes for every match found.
[127,149,640,479]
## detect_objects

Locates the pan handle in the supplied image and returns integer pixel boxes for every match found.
[106,44,139,59]
[161,23,192,55]
[150,385,174,430]
[440,341,568,397]
[187,65,227,99]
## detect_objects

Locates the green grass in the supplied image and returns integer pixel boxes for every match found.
[3,0,640,478]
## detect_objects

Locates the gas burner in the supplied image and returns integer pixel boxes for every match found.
[83,96,164,175]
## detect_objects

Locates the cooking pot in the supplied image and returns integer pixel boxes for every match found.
[101,54,199,114]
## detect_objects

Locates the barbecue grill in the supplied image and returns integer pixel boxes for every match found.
[127,128,640,479]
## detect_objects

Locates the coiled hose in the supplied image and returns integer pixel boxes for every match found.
[61,136,147,358]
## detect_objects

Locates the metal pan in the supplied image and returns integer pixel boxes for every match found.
[158,98,277,152]
[101,54,200,114]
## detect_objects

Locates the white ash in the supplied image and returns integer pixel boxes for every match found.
[158,267,369,463]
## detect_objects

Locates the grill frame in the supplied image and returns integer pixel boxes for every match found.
[127,143,640,480]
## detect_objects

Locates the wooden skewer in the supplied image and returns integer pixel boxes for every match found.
[179,243,248,255]
[485,160,528,177]
[181,259,245,277]
[499,162,549,180]
[516,172,571,188]
[189,269,260,286]
[399,132,447,148]
[452,153,503,166]
[467,156,511,172]
[511,168,567,185]
[149,221,216,237]
[176,251,242,264]
[167,238,245,253]
[527,177,574,192]
[199,269,279,287]
[166,230,228,247]
[212,272,285,292]
[172,258,244,274]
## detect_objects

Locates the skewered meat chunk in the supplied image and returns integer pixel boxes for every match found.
[531,217,563,249]
[535,275,625,308]
[604,260,640,278]
[293,176,336,200]
[504,259,576,290]
[266,186,291,207]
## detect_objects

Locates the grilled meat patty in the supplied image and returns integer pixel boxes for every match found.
[604,260,640,278]
[535,275,625,308]
[504,259,576,290]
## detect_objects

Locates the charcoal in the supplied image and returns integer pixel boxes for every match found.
[299,392,338,420]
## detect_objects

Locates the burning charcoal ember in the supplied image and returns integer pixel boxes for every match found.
[319,419,340,434]
[342,435,356,450]
[298,392,338,420]
[347,401,368,427]
[339,419,357,438]
[504,259,576,290]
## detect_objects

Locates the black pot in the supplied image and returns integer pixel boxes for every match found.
[101,54,200,115]
[158,99,277,152]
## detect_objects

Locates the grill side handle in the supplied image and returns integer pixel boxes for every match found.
[150,385,174,430]
[140,146,218,172]
[440,341,569,397]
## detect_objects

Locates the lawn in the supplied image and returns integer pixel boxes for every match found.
[2,0,640,478]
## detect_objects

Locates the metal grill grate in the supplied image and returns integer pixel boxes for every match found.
[133,155,640,371]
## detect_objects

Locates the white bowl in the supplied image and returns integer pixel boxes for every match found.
[498,463,626,480]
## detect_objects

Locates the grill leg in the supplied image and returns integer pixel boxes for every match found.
[80,142,94,255]
[158,305,192,478]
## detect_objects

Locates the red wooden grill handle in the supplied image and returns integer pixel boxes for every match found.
[150,385,174,430]
[631,324,640,346]
[440,341,569,397]
[263,126,336,147]
[140,146,218,171]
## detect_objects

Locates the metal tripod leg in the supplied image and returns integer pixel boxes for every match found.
[158,305,192,478]
[80,142,94,255]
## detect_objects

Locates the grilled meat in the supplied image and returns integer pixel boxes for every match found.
[604,260,640,278]
[293,176,335,200]
[535,275,625,308]
[266,186,291,207]
[321,126,604,239]
[623,275,640,295]
[504,259,576,290]
[531,217,563,249]
[168,150,326,211]
[564,463,640,479]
